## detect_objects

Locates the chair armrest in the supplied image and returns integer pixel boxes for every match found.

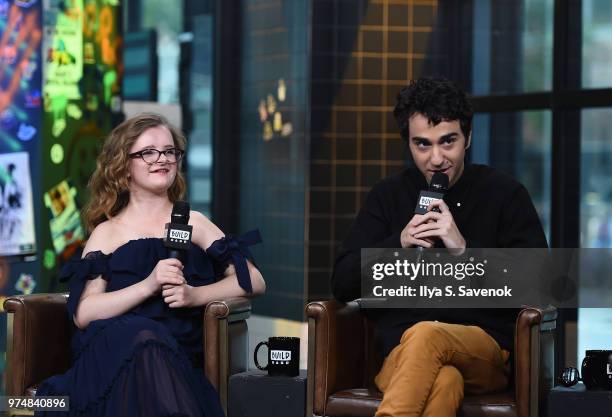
[203,297,251,414]
[515,306,557,417]
[306,300,368,417]
[3,294,72,396]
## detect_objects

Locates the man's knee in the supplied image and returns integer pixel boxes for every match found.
[423,366,464,416]
[433,366,464,395]
[400,321,448,346]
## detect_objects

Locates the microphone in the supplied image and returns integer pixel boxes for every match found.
[414,172,449,215]
[413,172,449,258]
[164,201,193,261]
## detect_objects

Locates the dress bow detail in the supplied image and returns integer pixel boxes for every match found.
[206,230,262,293]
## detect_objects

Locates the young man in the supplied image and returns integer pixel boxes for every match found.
[331,77,548,417]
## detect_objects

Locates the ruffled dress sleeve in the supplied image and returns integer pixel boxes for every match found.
[59,251,112,317]
[205,230,262,293]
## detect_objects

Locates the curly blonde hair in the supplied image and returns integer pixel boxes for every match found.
[83,113,187,232]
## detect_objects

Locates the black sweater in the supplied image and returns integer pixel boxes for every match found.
[331,163,548,357]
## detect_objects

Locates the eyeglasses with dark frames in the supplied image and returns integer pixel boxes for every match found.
[128,148,185,164]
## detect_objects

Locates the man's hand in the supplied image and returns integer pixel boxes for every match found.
[409,199,466,253]
[400,214,436,248]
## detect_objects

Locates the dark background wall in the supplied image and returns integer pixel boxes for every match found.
[237,0,310,320]
[306,0,467,302]
[231,0,470,319]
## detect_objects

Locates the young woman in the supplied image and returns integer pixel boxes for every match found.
[36,113,265,417]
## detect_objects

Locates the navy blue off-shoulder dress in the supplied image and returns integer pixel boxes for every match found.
[35,231,261,417]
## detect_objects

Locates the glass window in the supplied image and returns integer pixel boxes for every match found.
[580,108,612,248]
[583,0,612,88]
[141,0,183,103]
[578,108,612,368]
[187,15,214,216]
[471,0,553,95]
[471,111,552,240]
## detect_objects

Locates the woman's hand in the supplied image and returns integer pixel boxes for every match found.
[162,283,197,308]
[143,258,186,296]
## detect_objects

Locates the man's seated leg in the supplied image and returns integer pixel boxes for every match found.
[422,365,464,417]
[373,321,509,417]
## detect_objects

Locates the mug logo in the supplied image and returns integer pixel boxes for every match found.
[270,349,291,364]
[607,364,612,375]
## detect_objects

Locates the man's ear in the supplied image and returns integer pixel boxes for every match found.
[465,132,472,150]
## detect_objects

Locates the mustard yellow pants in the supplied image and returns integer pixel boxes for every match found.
[374,321,510,417]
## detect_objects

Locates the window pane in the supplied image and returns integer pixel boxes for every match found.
[471,0,553,95]
[581,108,612,247]
[141,0,183,103]
[578,108,612,368]
[187,15,214,216]
[471,111,552,240]
[582,0,612,88]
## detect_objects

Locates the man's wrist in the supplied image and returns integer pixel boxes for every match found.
[449,247,466,256]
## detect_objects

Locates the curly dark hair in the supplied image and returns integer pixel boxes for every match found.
[393,77,473,142]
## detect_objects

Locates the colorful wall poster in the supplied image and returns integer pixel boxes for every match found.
[43,0,84,138]
[43,0,83,100]
[0,151,36,256]
[40,0,122,269]
[43,179,84,256]
[15,272,35,294]
[0,0,43,153]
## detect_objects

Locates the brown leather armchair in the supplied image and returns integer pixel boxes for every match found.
[3,293,251,417]
[306,300,556,417]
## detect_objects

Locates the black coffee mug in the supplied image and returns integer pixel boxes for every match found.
[582,350,612,390]
[559,350,612,390]
[254,336,299,377]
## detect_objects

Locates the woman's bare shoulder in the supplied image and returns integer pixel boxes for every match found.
[189,210,224,249]
[83,219,128,256]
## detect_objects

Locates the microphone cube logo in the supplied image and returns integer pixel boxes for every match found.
[270,349,291,365]
[419,196,437,208]
[169,229,190,242]
[164,223,193,250]
[415,191,444,214]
